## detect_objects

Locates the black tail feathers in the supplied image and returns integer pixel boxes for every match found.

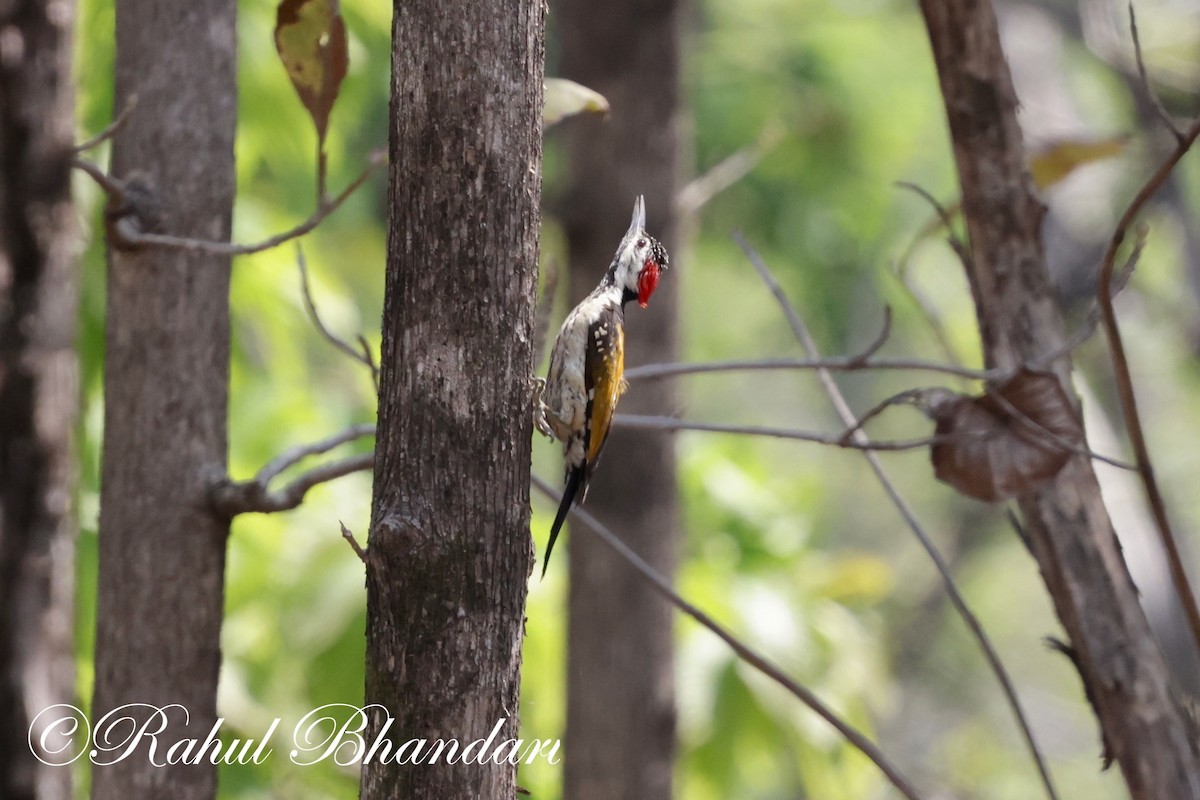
[542,468,584,578]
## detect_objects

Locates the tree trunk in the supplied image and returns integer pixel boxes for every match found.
[0,2,77,799]
[359,1,544,798]
[920,1,1200,797]
[556,0,684,796]
[90,1,236,798]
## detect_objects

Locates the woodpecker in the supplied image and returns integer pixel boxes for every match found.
[536,195,669,576]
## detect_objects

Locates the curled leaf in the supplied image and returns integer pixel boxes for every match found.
[275,0,348,141]
[927,370,1083,502]
[543,78,610,128]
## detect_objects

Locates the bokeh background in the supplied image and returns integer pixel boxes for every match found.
[70,0,1200,797]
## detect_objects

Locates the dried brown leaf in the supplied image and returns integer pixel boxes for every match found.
[274,0,348,141]
[930,369,1083,502]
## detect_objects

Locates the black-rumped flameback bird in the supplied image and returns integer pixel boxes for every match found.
[535,195,669,576]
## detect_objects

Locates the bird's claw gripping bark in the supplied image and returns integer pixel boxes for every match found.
[530,376,555,440]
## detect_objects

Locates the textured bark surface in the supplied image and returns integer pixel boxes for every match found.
[556,0,683,795]
[920,1,1200,797]
[360,1,543,798]
[90,1,236,798]
[0,1,77,799]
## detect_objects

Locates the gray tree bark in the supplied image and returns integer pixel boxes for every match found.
[359,1,544,798]
[921,1,1200,797]
[90,1,236,798]
[0,2,77,799]
[556,0,684,796]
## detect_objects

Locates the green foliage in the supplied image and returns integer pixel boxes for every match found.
[71,0,1193,797]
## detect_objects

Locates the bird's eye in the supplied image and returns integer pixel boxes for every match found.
[637,238,647,249]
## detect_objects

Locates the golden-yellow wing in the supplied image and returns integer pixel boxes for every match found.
[583,309,626,479]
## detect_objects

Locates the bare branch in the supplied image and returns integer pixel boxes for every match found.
[891,181,974,367]
[836,389,932,444]
[340,521,368,563]
[625,355,994,383]
[1096,112,1200,659]
[895,180,971,270]
[70,156,126,198]
[258,423,376,485]
[675,125,785,218]
[356,334,381,396]
[529,474,930,800]
[613,413,948,451]
[73,148,386,256]
[1128,4,1185,143]
[74,95,138,153]
[212,452,374,516]
[297,245,381,389]
[210,424,376,516]
[734,234,1061,800]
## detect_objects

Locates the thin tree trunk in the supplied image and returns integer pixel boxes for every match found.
[359,1,544,798]
[556,0,684,795]
[920,1,1200,797]
[90,1,236,798]
[0,2,77,799]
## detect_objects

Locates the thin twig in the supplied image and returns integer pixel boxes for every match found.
[317,134,329,207]
[627,261,1135,383]
[895,180,972,271]
[836,389,932,444]
[340,521,368,562]
[853,305,894,364]
[675,124,785,218]
[626,355,994,383]
[73,149,385,256]
[829,385,1137,472]
[355,334,381,396]
[212,453,374,516]
[74,95,139,153]
[1128,4,1184,143]
[892,181,973,368]
[1096,113,1200,661]
[734,234,1061,800]
[210,423,377,516]
[297,245,381,389]
[70,156,126,198]
[612,413,949,451]
[529,474,929,800]
[258,423,376,485]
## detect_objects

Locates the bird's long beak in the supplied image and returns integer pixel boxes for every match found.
[626,195,646,238]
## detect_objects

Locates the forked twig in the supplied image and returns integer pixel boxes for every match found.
[210,424,376,516]
[614,413,953,451]
[733,233,1060,800]
[74,149,385,256]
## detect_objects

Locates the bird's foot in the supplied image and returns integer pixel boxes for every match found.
[530,376,555,440]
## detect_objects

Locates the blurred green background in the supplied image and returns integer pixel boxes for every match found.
[70,0,1200,797]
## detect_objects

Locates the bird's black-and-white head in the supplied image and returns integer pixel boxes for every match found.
[606,195,669,308]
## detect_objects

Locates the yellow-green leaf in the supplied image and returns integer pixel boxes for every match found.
[274,0,348,142]
[1028,135,1129,189]
[543,78,609,128]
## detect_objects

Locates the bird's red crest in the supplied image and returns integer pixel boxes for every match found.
[637,261,661,308]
